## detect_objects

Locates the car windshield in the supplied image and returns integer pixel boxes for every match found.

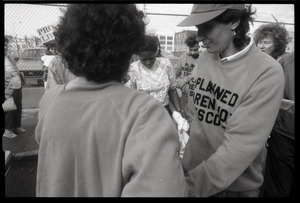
[21,49,45,60]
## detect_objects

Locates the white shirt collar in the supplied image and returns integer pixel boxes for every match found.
[220,37,253,62]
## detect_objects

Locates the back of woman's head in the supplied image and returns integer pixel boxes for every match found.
[55,4,145,83]
[138,35,158,54]
[214,4,256,49]
[253,22,289,59]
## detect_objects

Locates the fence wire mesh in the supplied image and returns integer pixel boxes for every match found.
[5,4,67,87]
[5,3,294,87]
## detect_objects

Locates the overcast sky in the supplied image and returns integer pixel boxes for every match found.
[138,4,294,35]
[4,3,294,37]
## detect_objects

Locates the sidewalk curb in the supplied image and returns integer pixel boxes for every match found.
[5,151,13,176]
[5,150,39,176]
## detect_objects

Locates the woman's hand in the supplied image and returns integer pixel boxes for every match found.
[176,78,188,89]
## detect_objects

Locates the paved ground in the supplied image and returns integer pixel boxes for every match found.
[5,155,38,197]
[3,108,39,197]
[3,108,39,154]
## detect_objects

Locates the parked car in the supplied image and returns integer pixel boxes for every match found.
[16,47,46,87]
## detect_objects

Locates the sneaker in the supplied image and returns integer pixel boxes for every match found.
[14,127,26,134]
[3,130,17,138]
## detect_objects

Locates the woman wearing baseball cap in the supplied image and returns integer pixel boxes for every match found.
[177,4,285,197]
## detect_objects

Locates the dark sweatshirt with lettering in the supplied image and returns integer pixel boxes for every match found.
[182,42,285,196]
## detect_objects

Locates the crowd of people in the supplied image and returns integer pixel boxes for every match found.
[3,4,294,197]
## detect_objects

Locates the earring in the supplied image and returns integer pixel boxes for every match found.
[232,30,236,36]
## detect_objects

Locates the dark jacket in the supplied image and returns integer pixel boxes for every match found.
[273,52,294,139]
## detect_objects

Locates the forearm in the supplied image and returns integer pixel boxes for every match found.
[168,88,182,112]
[174,67,181,78]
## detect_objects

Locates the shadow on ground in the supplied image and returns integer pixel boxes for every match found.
[5,155,38,197]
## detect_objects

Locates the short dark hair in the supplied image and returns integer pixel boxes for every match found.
[138,35,158,54]
[46,42,56,50]
[214,5,256,49]
[185,33,198,47]
[44,42,56,55]
[55,4,145,83]
[253,23,289,59]
[154,36,163,57]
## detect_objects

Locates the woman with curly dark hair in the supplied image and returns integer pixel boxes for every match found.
[253,22,289,60]
[35,4,187,197]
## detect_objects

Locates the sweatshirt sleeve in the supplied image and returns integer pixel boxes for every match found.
[121,99,188,197]
[185,63,285,196]
[35,86,61,144]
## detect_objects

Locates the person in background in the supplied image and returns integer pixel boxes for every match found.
[35,4,187,197]
[128,36,163,80]
[173,33,203,121]
[154,35,181,113]
[260,51,295,197]
[129,36,163,63]
[125,35,183,116]
[177,4,285,197]
[41,42,57,88]
[253,22,289,61]
[252,22,289,183]
[4,36,26,138]
[45,51,76,89]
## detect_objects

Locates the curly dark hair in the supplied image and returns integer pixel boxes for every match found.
[184,33,198,47]
[138,35,158,54]
[54,4,146,83]
[214,4,256,49]
[253,22,289,59]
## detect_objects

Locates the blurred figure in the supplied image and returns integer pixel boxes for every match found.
[253,22,289,60]
[4,36,26,138]
[35,4,187,197]
[41,42,57,88]
[253,22,290,181]
[154,35,164,57]
[260,51,295,197]
[129,35,163,64]
[173,33,203,120]
[177,4,284,197]
[45,54,76,89]
[125,35,183,116]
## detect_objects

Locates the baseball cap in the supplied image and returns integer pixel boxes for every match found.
[178,4,245,27]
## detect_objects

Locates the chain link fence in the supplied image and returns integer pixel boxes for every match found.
[5,4,67,87]
[5,4,294,87]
